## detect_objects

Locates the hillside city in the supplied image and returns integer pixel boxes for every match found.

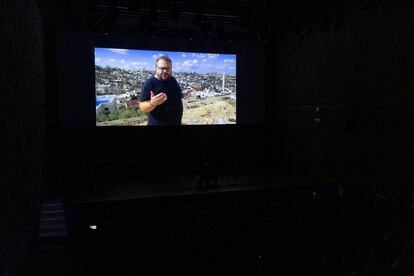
[95,65,237,107]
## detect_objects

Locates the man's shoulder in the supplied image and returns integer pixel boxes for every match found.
[168,77,180,86]
[142,76,157,88]
[144,76,157,83]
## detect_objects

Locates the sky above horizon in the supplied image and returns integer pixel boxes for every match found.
[95,48,236,75]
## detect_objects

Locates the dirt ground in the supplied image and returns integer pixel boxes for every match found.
[96,98,236,126]
[182,98,236,125]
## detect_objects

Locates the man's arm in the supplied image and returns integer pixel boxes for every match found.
[139,100,156,112]
[139,91,168,112]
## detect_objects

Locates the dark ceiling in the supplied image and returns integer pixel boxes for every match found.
[37,0,407,43]
[38,0,274,42]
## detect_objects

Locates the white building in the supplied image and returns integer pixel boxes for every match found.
[96,95,117,115]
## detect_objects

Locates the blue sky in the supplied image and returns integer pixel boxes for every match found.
[95,48,236,75]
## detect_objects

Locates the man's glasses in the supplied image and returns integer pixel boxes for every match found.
[156,66,171,71]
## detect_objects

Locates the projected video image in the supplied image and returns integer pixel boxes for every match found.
[95,48,237,126]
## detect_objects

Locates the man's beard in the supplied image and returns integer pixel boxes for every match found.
[157,72,171,80]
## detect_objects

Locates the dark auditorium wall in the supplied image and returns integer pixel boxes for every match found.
[4,1,414,273]
[274,5,414,184]
[0,0,46,275]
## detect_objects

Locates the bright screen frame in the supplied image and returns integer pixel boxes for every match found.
[95,47,237,126]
